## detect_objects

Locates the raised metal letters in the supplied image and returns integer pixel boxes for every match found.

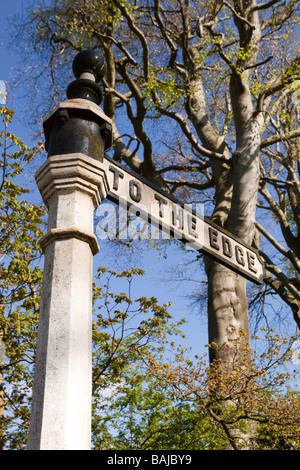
[101,156,265,285]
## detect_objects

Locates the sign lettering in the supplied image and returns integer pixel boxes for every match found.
[101,156,265,285]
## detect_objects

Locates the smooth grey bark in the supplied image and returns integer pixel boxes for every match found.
[202,2,262,371]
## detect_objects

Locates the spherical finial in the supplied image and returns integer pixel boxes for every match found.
[66,50,106,104]
[72,50,106,83]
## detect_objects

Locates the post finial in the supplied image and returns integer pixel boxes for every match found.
[43,49,112,159]
[67,50,106,105]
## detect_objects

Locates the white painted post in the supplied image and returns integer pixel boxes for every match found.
[27,51,112,450]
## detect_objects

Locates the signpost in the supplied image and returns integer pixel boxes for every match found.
[27,49,265,451]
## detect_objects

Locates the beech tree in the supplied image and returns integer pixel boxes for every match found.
[11,0,299,370]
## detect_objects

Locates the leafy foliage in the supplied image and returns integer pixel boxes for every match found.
[92,322,300,450]
[0,107,46,449]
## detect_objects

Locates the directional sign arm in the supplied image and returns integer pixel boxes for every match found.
[100,156,265,285]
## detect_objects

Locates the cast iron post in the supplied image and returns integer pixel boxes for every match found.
[27,50,112,450]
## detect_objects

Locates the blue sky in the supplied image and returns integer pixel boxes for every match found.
[0,1,41,148]
[0,0,210,359]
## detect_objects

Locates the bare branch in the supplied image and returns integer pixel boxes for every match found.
[248,0,284,14]
[153,0,178,67]
[158,163,210,174]
[259,183,298,253]
[259,250,300,302]
[113,0,150,80]
[152,90,229,163]
[256,220,300,273]
[260,129,300,149]
[223,0,255,29]
[244,55,273,71]
[164,178,213,192]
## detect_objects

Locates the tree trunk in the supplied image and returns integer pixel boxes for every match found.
[206,73,262,360]
[203,37,262,444]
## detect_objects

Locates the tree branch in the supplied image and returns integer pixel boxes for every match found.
[256,220,300,273]
[260,129,300,149]
[158,163,211,174]
[248,0,283,14]
[259,250,300,302]
[259,183,298,254]
[152,90,229,162]
[223,0,255,29]
[153,0,178,67]
[164,178,213,192]
[113,0,150,80]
